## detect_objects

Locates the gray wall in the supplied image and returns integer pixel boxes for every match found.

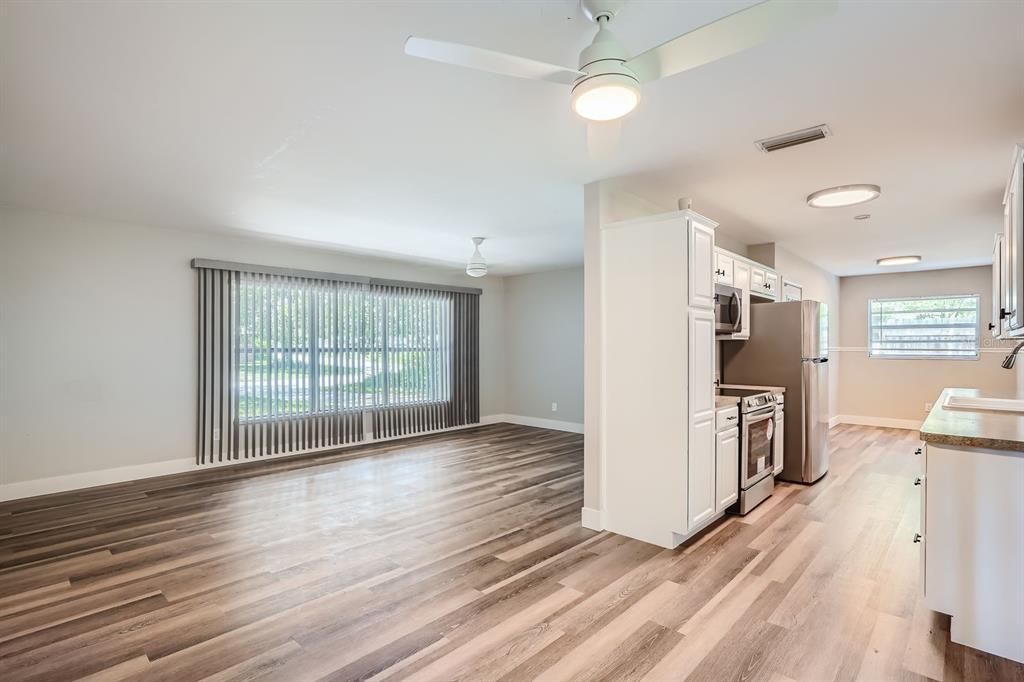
[0,209,507,485]
[503,267,584,425]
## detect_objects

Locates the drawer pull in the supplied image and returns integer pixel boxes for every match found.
[913,533,922,544]
[726,415,737,421]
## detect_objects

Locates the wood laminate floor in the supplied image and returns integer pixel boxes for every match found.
[1,423,1022,682]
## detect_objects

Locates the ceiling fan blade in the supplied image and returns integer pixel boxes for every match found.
[404,36,584,85]
[624,0,837,83]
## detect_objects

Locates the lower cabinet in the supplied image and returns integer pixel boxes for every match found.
[688,416,716,529]
[715,427,739,512]
[921,441,1024,663]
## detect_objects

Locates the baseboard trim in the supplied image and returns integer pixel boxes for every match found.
[0,458,195,502]
[834,414,922,431]
[828,416,841,429]
[1,414,509,502]
[495,414,584,434]
[581,506,604,531]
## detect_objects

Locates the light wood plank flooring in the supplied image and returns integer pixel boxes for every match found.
[1,423,1022,681]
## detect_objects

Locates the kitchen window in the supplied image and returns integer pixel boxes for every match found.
[868,295,980,359]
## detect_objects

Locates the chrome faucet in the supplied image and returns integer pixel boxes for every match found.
[1001,340,1024,369]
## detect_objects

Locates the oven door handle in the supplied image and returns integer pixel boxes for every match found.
[745,407,775,422]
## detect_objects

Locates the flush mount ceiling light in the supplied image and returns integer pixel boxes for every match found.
[877,255,921,266]
[853,214,871,220]
[807,184,881,208]
[466,237,487,278]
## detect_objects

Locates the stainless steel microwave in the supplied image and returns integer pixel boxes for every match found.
[714,283,742,335]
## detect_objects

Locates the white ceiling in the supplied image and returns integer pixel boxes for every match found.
[1,1,1022,276]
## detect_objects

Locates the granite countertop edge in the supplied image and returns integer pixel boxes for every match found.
[919,387,1024,452]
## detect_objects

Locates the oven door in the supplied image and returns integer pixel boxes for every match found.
[741,407,775,489]
[714,284,742,334]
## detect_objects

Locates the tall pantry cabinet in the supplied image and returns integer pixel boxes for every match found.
[599,210,718,548]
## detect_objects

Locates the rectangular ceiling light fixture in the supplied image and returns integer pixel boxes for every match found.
[755,124,832,153]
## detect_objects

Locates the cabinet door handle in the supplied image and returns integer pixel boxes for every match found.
[913,533,922,544]
[914,447,922,455]
[1001,308,1015,320]
[914,477,922,486]
[989,322,996,330]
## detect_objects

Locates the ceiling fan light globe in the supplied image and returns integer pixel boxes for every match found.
[571,74,639,122]
[466,263,488,277]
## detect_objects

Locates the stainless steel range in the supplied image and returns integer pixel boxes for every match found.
[718,387,778,514]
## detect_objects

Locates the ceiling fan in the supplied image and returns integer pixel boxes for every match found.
[405,0,836,125]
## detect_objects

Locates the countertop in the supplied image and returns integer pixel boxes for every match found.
[717,383,787,393]
[920,387,1024,452]
[715,396,740,409]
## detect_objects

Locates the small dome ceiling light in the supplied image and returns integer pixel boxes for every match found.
[466,237,487,278]
[807,184,881,208]
[854,214,871,220]
[877,255,921,266]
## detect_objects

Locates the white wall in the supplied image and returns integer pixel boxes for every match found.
[0,209,506,488]
[838,266,1015,425]
[503,268,583,426]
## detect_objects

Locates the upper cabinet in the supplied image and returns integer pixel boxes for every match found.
[992,234,1005,337]
[750,264,779,301]
[689,218,716,309]
[1000,144,1024,337]
[714,251,734,285]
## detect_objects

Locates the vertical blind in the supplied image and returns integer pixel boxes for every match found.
[195,261,480,465]
[868,295,980,359]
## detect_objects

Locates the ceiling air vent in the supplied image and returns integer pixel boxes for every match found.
[755,124,831,153]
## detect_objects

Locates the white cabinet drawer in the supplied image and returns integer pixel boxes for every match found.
[716,405,739,432]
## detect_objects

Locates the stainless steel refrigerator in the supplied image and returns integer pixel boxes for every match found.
[722,300,829,484]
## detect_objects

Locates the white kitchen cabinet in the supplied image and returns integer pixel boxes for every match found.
[992,234,1005,337]
[750,266,765,293]
[714,251,734,285]
[689,219,716,309]
[689,309,716,422]
[598,209,720,549]
[715,426,739,512]
[749,264,780,301]
[688,308,716,530]
[689,416,716,528]
[920,440,1024,663]
[1001,144,1023,335]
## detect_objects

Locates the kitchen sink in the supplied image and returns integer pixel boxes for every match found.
[943,394,1024,413]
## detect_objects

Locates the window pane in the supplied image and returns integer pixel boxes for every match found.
[867,295,979,359]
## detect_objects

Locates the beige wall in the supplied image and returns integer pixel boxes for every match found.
[838,266,1015,424]
[772,245,841,419]
[503,267,583,425]
[0,209,507,486]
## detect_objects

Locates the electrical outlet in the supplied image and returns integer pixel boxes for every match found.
[213,428,221,441]
[551,402,558,412]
